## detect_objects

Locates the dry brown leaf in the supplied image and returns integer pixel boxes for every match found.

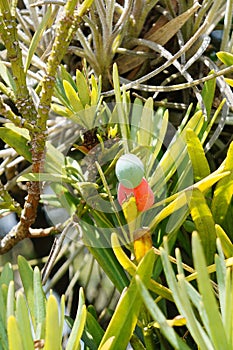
[117,2,200,74]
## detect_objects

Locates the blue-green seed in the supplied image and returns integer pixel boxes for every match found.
[115,154,144,188]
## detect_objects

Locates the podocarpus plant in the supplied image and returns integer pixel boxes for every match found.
[1,1,233,349]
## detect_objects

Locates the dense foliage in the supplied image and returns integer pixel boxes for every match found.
[0,0,233,349]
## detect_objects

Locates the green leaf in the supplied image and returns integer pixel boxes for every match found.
[215,224,233,258]
[7,316,24,350]
[82,310,104,349]
[0,127,31,162]
[17,172,72,184]
[136,277,190,350]
[98,250,155,350]
[59,295,65,346]
[130,98,143,142]
[63,80,84,112]
[160,242,213,350]
[76,69,90,106]
[151,110,204,191]
[0,287,7,330]
[0,263,14,287]
[211,141,233,225]
[16,292,34,350]
[199,71,216,119]
[6,282,14,319]
[217,51,233,66]
[224,78,233,87]
[18,256,35,327]
[150,191,189,231]
[82,223,129,292]
[90,74,99,105]
[186,128,210,181]
[44,295,61,350]
[188,188,216,264]
[192,232,230,349]
[0,314,8,350]
[25,5,52,73]
[137,97,154,147]
[66,288,86,350]
[0,62,16,91]
[33,267,46,338]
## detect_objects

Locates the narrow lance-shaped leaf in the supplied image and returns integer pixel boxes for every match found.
[136,276,190,350]
[199,71,216,119]
[98,250,155,350]
[217,51,233,66]
[111,233,173,301]
[76,69,90,106]
[0,127,32,162]
[33,267,46,338]
[212,141,233,225]
[188,188,216,265]
[25,5,52,73]
[16,292,34,350]
[161,239,213,350]
[192,232,230,349]
[7,316,24,350]
[63,80,83,112]
[186,128,210,182]
[137,97,154,147]
[18,256,35,327]
[6,281,14,319]
[44,295,61,350]
[0,263,14,287]
[66,288,86,350]
[215,224,233,259]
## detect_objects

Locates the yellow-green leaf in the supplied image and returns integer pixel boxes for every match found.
[0,127,31,162]
[111,233,173,301]
[7,316,24,350]
[66,288,86,350]
[16,293,34,350]
[98,250,155,350]
[63,80,83,112]
[76,70,90,106]
[212,142,233,225]
[215,224,233,258]
[224,78,233,87]
[25,5,52,73]
[188,188,216,264]
[217,51,233,66]
[44,295,60,350]
[186,128,210,182]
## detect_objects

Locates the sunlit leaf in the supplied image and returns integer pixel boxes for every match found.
[215,224,233,258]
[98,250,155,350]
[33,267,46,338]
[63,80,84,112]
[6,282,14,319]
[44,295,61,350]
[212,141,233,225]
[186,128,210,181]
[76,69,90,106]
[192,232,230,349]
[18,256,35,327]
[217,51,233,66]
[136,277,190,350]
[7,316,24,350]
[25,5,52,73]
[16,293,34,350]
[0,263,13,287]
[66,288,86,350]
[188,188,216,264]
[0,127,31,162]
